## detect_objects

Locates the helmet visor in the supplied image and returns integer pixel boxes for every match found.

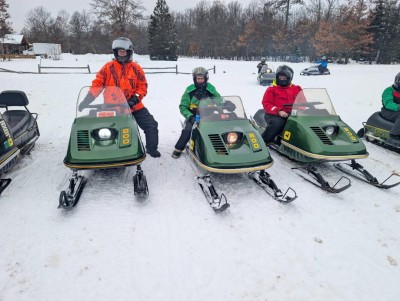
[112,39,133,51]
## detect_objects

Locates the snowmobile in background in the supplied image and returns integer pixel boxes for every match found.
[58,86,148,209]
[0,90,40,195]
[185,96,297,212]
[357,111,400,153]
[257,65,276,86]
[300,65,330,76]
[251,88,400,192]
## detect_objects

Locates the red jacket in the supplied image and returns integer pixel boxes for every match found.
[262,83,302,115]
[90,60,148,112]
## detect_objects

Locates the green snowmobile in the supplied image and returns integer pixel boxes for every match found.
[186,95,297,211]
[251,88,399,192]
[59,86,148,209]
[0,90,40,194]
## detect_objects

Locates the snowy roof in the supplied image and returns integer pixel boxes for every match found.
[0,34,25,44]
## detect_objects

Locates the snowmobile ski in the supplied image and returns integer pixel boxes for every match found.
[58,171,87,209]
[248,170,297,203]
[292,165,351,193]
[197,174,230,212]
[333,160,400,189]
[0,178,12,195]
[133,165,149,195]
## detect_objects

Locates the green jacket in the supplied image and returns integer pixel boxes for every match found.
[382,86,400,111]
[179,82,222,119]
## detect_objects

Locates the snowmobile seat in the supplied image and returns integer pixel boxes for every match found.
[367,111,394,130]
[0,90,29,107]
[0,91,33,138]
[2,110,32,138]
[253,109,268,128]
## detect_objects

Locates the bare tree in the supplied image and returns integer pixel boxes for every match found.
[90,0,145,36]
[22,6,53,42]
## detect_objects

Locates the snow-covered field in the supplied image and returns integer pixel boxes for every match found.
[0,54,399,301]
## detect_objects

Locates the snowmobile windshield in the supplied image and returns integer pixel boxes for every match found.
[76,86,132,118]
[290,88,337,117]
[197,96,247,123]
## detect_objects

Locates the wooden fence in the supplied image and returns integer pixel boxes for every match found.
[38,64,91,74]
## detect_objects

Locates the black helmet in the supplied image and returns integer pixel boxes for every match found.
[192,67,209,83]
[276,65,294,87]
[394,72,400,89]
[261,57,266,63]
[112,37,134,63]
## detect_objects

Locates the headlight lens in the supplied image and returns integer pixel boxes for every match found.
[98,128,112,139]
[226,132,238,144]
[325,126,335,136]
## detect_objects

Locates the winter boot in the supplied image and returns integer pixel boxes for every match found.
[172,149,182,158]
[146,149,161,158]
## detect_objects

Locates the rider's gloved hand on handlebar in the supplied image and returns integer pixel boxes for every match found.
[78,93,95,112]
[127,94,140,108]
[224,100,236,112]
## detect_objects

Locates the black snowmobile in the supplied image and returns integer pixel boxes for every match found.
[300,65,330,76]
[0,90,40,194]
[358,111,400,152]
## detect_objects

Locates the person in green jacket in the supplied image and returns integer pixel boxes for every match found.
[381,72,400,147]
[172,67,231,158]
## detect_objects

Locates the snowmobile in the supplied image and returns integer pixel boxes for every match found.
[300,65,330,76]
[186,96,297,211]
[0,90,40,195]
[251,88,400,193]
[357,111,400,153]
[58,86,148,209]
[257,65,275,86]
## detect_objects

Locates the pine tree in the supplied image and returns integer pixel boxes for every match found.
[0,0,13,36]
[148,0,178,60]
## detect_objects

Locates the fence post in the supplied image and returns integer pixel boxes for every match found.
[87,65,91,74]
[213,65,216,74]
[38,64,41,74]
[176,65,178,74]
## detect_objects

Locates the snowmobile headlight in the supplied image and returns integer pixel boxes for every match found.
[226,132,238,144]
[92,128,117,141]
[325,126,335,136]
[99,128,112,139]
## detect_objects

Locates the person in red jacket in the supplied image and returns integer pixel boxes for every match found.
[261,65,302,144]
[80,37,160,157]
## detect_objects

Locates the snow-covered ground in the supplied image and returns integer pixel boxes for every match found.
[1,54,400,301]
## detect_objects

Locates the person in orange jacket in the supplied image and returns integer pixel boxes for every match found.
[261,65,302,144]
[80,37,160,157]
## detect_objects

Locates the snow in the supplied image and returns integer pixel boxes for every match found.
[1,54,400,301]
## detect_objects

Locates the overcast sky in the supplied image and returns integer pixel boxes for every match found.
[8,0,257,33]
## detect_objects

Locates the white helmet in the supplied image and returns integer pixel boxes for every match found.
[112,37,134,63]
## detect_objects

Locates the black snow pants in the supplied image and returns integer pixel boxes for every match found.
[132,108,159,152]
[262,113,287,144]
[174,118,195,151]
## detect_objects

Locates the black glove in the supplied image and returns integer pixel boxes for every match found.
[127,94,140,108]
[78,93,95,112]
[224,100,236,112]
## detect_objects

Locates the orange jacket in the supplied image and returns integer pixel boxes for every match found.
[90,60,148,112]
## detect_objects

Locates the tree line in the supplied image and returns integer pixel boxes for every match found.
[1,0,400,63]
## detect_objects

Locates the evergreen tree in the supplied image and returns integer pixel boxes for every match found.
[148,0,178,60]
[0,0,13,36]
[368,0,398,63]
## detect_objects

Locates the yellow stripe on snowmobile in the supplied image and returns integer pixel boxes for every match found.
[188,149,273,174]
[281,140,369,161]
[64,155,146,170]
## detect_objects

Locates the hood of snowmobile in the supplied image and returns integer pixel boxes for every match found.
[278,115,368,162]
[189,119,273,173]
[64,115,145,169]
